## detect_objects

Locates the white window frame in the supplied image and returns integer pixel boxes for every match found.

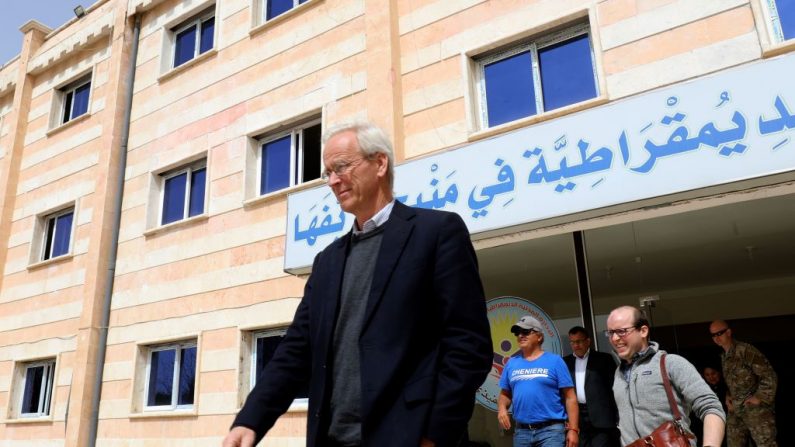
[257,118,321,194]
[251,329,308,405]
[19,359,56,418]
[159,160,207,225]
[143,341,197,411]
[171,9,215,68]
[475,23,596,129]
[762,0,791,43]
[40,207,75,261]
[263,0,308,23]
[60,76,92,125]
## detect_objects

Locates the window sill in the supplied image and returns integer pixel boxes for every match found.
[249,0,324,38]
[3,416,54,424]
[158,49,218,83]
[761,39,795,59]
[129,409,197,419]
[468,95,609,143]
[243,178,325,208]
[286,399,308,413]
[46,112,91,137]
[143,213,209,237]
[27,253,74,271]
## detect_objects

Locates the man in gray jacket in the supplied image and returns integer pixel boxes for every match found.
[606,306,725,447]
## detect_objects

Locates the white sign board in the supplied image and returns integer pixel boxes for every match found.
[286,54,795,272]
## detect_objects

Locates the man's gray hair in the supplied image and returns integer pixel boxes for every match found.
[322,121,395,188]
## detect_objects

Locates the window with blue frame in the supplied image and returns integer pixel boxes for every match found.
[767,0,795,43]
[144,342,196,410]
[42,208,74,261]
[259,120,321,195]
[264,0,310,22]
[477,24,598,128]
[172,8,215,68]
[61,77,91,124]
[18,359,55,418]
[160,161,206,226]
[252,330,308,399]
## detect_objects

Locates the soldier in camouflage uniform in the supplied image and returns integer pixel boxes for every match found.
[709,320,777,447]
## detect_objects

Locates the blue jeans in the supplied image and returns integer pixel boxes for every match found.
[514,423,566,447]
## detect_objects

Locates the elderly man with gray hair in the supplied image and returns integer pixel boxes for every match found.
[223,121,492,447]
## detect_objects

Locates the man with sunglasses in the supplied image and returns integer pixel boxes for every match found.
[224,122,492,447]
[709,320,778,447]
[607,306,725,447]
[497,315,579,447]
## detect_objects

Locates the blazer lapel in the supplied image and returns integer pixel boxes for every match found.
[318,235,351,349]
[361,202,415,332]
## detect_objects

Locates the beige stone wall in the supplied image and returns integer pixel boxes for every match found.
[0,0,791,445]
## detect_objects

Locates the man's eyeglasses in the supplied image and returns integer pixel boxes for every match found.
[710,328,729,338]
[604,327,638,338]
[512,329,537,337]
[321,156,368,182]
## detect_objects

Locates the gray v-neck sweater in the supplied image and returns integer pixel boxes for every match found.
[328,226,385,445]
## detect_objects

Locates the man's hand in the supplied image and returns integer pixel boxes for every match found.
[222,426,256,447]
[497,408,512,430]
[743,395,761,407]
[565,429,578,447]
[420,437,436,447]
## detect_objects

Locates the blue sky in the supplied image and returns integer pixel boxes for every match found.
[1,1,99,67]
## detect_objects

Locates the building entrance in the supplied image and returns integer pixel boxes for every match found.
[468,192,795,446]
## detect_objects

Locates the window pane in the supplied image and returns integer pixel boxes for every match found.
[255,336,280,380]
[162,172,188,225]
[72,82,91,119]
[255,335,308,398]
[261,136,291,194]
[51,211,74,258]
[21,366,44,414]
[177,347,196,406]
[484,50,536,127]
[63,91,74,123]
[148,349,176,407]
[776,0,795,40]
[43,217,56,260]
[538,33,597,112]
[266,0,294,20]
[188,168,206,217]
[174,26,197,67]
[199,17,215,54]
[302,124,322,182]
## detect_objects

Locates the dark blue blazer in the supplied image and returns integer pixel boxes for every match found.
[233,201,493,447]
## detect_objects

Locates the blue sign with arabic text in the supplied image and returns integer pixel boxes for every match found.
[286,53,795,272]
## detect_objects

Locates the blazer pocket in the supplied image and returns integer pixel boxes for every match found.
[404,375,435,404]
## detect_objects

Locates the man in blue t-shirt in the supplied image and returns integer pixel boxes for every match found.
[498,315,579,447]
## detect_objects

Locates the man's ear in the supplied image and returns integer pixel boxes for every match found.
[375,152,389,178]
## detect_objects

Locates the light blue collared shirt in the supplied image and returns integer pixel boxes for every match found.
[352,200,395,235]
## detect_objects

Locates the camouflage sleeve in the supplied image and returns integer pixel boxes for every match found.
[746,344,777,405]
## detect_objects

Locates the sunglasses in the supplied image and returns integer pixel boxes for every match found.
[512,329,537,336]
[710,328,729,338]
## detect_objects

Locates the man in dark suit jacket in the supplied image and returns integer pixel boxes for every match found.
[564,326,620,447]
[222,121,493,447]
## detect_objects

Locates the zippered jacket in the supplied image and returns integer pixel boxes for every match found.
[613,342,726,446]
